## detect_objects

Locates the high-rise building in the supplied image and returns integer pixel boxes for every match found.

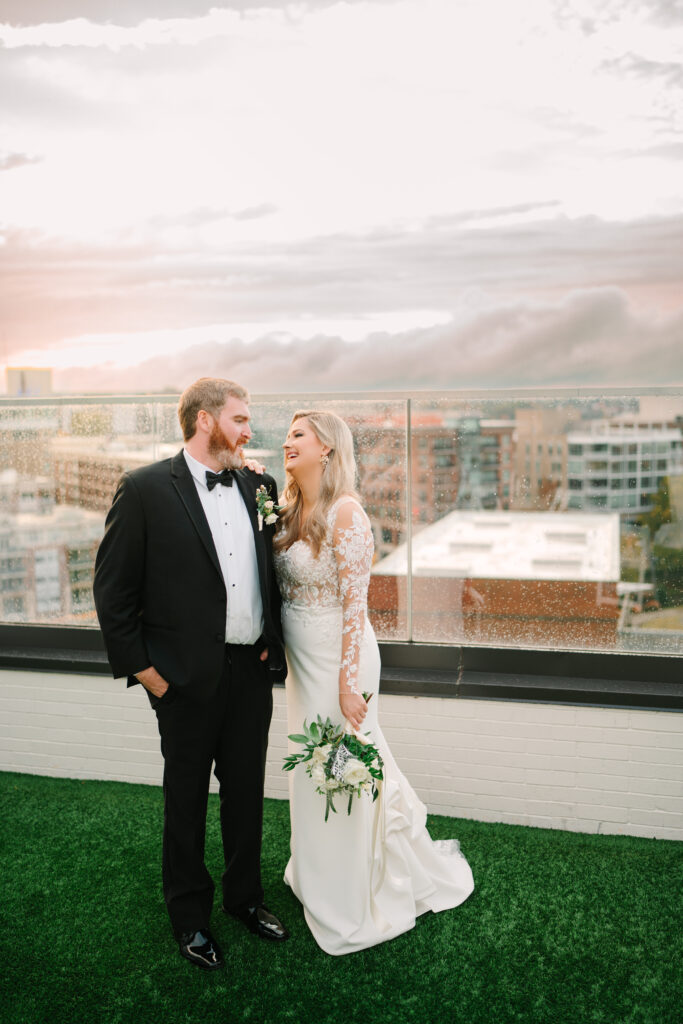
[350,413,424,553]
[0,470,103,622]
[5,367,53,397]
[50,436,275,513]
[511,406,582,510]
[350,413,460,557]
[0,407,61,477]
[351,411,515,556]
[566,423,683,515]
[50,437,179,512]
[452,416,501,511]
[618,396,683,430]
[480,419,516,509]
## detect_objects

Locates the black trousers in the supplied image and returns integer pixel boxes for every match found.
[148,643,274,937]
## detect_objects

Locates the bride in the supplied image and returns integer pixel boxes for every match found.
[272,409,474,955]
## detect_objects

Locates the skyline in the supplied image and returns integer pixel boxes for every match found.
[1,0,682,392]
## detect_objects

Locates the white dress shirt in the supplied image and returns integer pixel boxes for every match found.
[183,449,264,645]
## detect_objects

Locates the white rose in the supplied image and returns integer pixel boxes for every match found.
[343,758,371,786]
[264,499,274,511]
[310,764,326,786]
[311,746,326,765]
[325,778,340,790]
[265,513,278,525]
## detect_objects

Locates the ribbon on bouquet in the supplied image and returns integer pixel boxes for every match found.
[330,693,375,782]
[342,722,373,742]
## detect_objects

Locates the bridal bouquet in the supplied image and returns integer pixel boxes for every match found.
[282,695,384,822]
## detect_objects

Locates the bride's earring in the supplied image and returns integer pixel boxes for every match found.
[320,453,329,469]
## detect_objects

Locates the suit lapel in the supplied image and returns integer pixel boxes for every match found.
[170,450,223,581]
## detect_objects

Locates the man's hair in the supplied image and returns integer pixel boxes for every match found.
[177,378,250,441]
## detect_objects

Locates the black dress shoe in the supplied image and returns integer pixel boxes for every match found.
[224,904,290,941]
[178,928,224,969]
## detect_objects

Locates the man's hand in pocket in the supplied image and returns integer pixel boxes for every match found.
[135,666,170,698]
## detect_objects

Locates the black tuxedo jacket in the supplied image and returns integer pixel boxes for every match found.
[93,449,286,700]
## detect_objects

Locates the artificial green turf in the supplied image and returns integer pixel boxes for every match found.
[0,771,680,1024]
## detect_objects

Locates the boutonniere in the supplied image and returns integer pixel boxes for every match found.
[255,484,281,531]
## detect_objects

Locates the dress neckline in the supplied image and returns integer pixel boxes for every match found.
[283,495,360,550]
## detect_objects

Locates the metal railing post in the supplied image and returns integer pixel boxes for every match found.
[406,397,413,642]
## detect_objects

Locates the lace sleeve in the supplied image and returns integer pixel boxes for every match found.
[331,499,374,696]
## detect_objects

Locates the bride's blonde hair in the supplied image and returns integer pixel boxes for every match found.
[274,409,359,556]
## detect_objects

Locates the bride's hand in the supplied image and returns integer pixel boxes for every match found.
[243,457,266,474]
[339,691,368,732]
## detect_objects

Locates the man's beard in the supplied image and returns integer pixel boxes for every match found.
[207,419,244,470]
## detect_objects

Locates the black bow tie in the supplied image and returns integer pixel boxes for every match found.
[205,468,235,491]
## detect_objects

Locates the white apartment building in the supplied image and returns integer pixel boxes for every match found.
[0,470,104,622]
[566,423,683,514]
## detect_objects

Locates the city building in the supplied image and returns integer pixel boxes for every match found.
[351,411,506,558]
[480,418,516,509]
[369,509,621,648]
[0,470,103,622]
[5,367,53,397]
[351,412,458,556]
[510,406,583,511]
[449,416,500,511]
[51,437,180,512]
[0,400,61,478]
[565,423,683,516]
[50,436,275,513]
[612,395,683,431]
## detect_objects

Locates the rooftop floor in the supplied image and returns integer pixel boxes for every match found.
[3,770,680,1024]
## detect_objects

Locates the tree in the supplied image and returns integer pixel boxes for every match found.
[637,477,671,540]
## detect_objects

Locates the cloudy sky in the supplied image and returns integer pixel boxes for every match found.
[0,0,682,393]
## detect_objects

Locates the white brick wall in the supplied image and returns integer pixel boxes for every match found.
[1,668,681,840]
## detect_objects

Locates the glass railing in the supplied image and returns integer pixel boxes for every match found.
[1,387,682,656]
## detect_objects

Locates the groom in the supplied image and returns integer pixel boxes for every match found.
[93,377,289,970]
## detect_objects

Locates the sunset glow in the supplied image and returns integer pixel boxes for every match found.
[1,0,682,391]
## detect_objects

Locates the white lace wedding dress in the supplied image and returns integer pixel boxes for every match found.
[273,496,474,955]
